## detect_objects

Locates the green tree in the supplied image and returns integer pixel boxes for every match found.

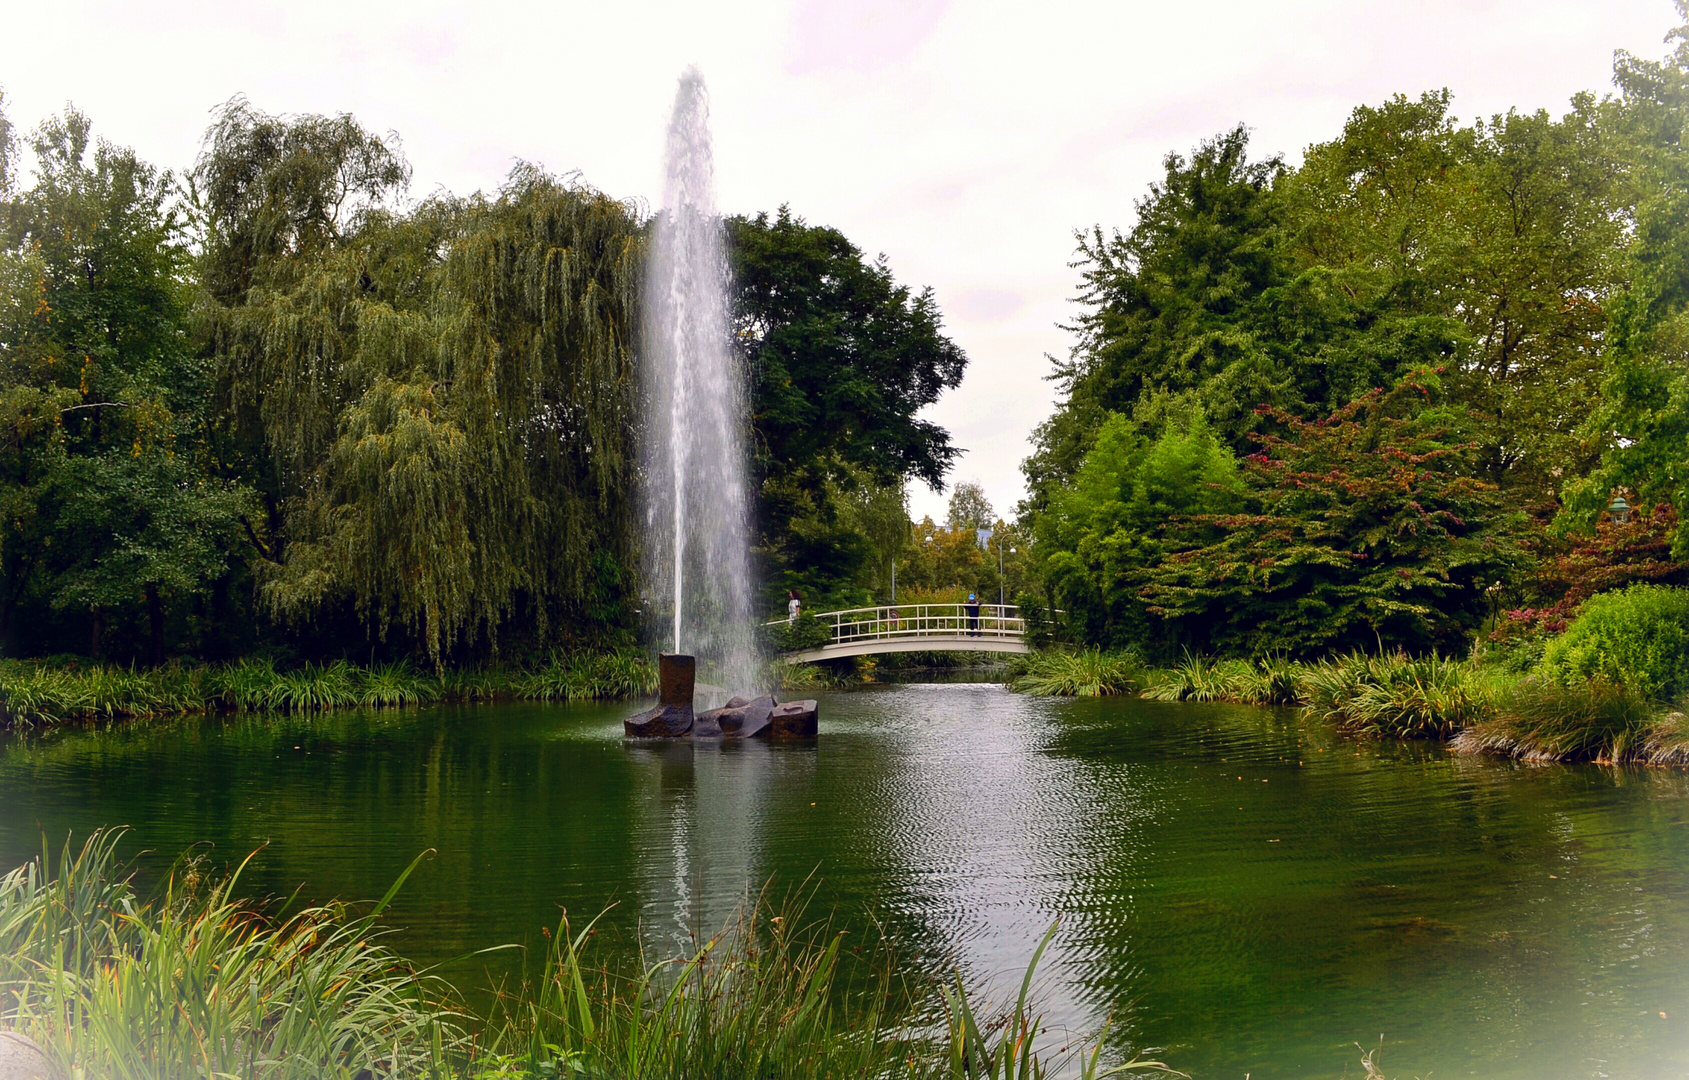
[0,107,247,660]
[1022,127,1290,518]
[728,207,966,606]
[1286,91,1625,497]
[945,482,993,532]
[1562,5,1689,550]
[1033,396,1243,649]
[198,102,644,661]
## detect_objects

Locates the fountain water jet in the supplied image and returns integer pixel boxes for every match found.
[627,69,817,741]
[640,68,758,695]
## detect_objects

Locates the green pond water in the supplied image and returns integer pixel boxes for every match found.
[2,683,1688,1078]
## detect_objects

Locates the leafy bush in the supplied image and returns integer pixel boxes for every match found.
[761,613,835,654]
[1141,377,1526,658]
[1539,584,1689,699]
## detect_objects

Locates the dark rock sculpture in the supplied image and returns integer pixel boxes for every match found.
[624,655,815,740]
[695,694,775,738]
[623,654,695,737]
[768,699,819,739]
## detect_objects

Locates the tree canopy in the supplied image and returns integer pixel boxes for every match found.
[729,208,967,608]
[0,99,970,662]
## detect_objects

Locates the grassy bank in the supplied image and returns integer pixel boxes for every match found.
[1009,647,1689,766]
[0,831,1174,1079]
[0,652,660,729]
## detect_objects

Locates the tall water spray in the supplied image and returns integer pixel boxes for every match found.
[642,69,758,689]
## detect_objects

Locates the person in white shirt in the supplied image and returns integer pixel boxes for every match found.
[787,590,801,625]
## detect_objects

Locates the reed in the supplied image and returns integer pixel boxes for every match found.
[0,651,660,729]
[1139,653,1248,703]
[1227,655,1304,706]
[1454,677,1661,762]
[0,831,466,1079]
[1291,652,1487,737]
[1,832,1178,1079]
[359,660,436,707]
[1009,648,1142,697]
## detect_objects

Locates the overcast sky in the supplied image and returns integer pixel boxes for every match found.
[1,0,1679,522]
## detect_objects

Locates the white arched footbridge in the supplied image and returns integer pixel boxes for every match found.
[771,603,1030,663]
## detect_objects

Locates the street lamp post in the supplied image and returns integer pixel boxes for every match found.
[996,535,1015,608]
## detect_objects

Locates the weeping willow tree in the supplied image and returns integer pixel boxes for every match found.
[198,102,644,660]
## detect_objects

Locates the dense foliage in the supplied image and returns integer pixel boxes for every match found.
[729,209,966,608]
[1021,12,1689,658]
[0,100,967,663]
[0,108,248,662]
[1539,584,1689,700]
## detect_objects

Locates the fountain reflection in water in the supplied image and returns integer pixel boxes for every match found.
[641,68,758,693]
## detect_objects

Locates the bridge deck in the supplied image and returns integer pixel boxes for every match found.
[773,603,1029,662]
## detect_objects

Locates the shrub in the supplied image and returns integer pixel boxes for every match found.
[761,613,835,653]
[1539,584,1689,699]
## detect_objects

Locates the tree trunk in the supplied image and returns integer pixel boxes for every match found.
[146,585,164,667]
[89,606,104,661]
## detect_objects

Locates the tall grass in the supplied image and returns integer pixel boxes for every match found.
[1300,653,1487,738]
[0,831,465,1078]
[1009,648,1142,697]
[515,650,659,702]
[0,651,660,729]
[489,901,899,1079]
[1140,654,1301,706]
[1,832,1179,1079]
[1450,677,1689,764]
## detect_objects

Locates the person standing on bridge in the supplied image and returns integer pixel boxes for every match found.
[965,593,980,637]
[787,590,801,626]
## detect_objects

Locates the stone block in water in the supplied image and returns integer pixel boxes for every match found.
[658,653,695,706]
[0,1031,54,1080]
[762,699,818,739]
[693,694,775,738]
[624,703,694,737]
[625,653,697,737]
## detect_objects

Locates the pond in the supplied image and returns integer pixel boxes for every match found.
[2,683,1687,1078]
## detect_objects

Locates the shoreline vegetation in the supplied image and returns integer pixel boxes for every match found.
[0,653,662,728]
[11,640,1689,769]
[0,646,1034,729]
[0,830,1177,1080]
[1006,647,1689,767]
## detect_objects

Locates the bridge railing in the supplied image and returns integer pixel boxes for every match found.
[767,603,1025,650]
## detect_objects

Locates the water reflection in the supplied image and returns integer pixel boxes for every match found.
[2,688,1688,1078]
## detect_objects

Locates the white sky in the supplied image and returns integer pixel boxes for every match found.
[1,0,1678,523]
